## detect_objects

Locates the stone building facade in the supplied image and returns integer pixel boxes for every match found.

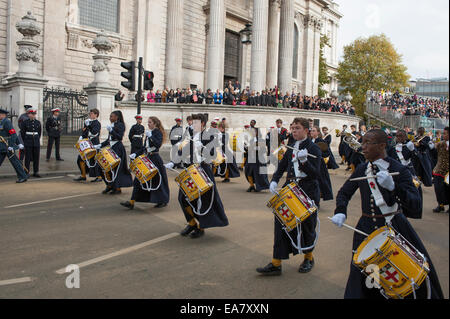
[0,0,342,98]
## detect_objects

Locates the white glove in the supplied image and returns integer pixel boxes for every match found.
[94,144,102,150]
[270,181,278,194]
[253,137,258,142]
[376,171,395,191]
[106,125,113,132]
[164,162,175,170]
[428,141,435,150]
[78,136,83,141]
[85,119,91,126]
[8,147,13,152]
[331,213,346,228]
[406,141,414,151]
[297,149,308,163]
[18,144,24,150]
[146,130,152,138]
[129,153,137,160]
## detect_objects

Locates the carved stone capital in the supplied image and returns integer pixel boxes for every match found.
[16,11,41,40]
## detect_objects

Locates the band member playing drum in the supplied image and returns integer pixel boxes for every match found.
[165,113,228,239]
[310,126,333,201]
[94,110,133,195]
[74,108,102,182]
[245,120,270,192]
[432,127,449,214]
[257,117,321,275]
[214,122,240,183]
[121,116,170,210]
[330,129,443,299]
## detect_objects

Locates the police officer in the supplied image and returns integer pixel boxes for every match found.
[0,108,27,183]
[128,114,145,154]
[20,108,42,177]
[45,108,63,161]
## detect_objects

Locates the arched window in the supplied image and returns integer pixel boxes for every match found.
[79,0,119,33]
[293,24,299,79]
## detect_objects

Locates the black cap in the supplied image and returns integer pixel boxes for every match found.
[0,108,9,114]
[24,105,33,109]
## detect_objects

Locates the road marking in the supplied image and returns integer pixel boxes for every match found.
[27,176,66,182]
[55,232,179,275]
[0,277,34,287]
[4,192,99,209]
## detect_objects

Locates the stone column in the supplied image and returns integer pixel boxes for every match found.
[165,0,184,89]
[311,19,322,96]
[250,0,269,92]
[277,0,294,94]
[266,0,280,89]
[206,0,225,91]
[84,31,117,140]
[301,14,316,96]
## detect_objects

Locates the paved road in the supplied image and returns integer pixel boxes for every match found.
[0,167,448,299]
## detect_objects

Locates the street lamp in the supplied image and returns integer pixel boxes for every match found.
[239,23,252,44]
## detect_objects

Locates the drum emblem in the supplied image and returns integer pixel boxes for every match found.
[185,178,195,190]
[380,265,400,284]
[278,204,291,219]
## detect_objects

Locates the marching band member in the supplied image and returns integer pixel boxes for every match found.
[165,113,228,239]
[214,122,240,183]
[330,129,443,299]
[310,126,333,201]
[412,127,433,187]
[20,108,41,178]
[348,131,365,173]
[257,117,321,276]
[169,118,184,169]
[121,116,170,210]
[74,108,102,182]
[94,110,133,195]
[245,120,270,192]
[387,129,423,218]
[128,114,145,154]
[45,108,64,161]
[0,108,27,183]
[321,127,339,169]
[432,127,449,214]
[240,124,251,170]
[338,124,348,166]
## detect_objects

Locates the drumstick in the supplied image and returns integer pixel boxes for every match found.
[327,217,369,237]
[349,172,400,182]
[284,144,318,159]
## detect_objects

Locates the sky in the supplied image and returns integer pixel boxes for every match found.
[336,0,449,80]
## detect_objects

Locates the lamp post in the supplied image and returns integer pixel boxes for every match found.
[239,23,252,89]
[239,23,252,44]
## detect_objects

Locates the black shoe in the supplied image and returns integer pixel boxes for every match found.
[56,158,64,161]
[247,186,255,192]
[223,178,230,183]
[102,188,112,194]
[73,176,86,182]
[120,201,134,210]
[154,203,168,208]
[91,177,103,183]
[189,228,205,239]
[16,178,27,183]
[256,263,282,276]
[433,205,445,213]
[298,258,315,273]
[109,189,122,195]
[180,224,197,236]
[345,167,351,171]
[33,174,41,178]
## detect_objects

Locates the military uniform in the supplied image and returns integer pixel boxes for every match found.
[128,122,145,154]
[0,113,28,182]
[45,114,63,160]
[20,116,42,175]
[334,157,443,299]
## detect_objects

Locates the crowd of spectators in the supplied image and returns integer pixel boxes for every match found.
[368,89,449,119]
[122,79,355,115]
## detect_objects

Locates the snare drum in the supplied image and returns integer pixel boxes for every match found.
[76,139,96,161]
[212,150,226,167]
[129,155,158,184]
[353,226,430,299]
[267,182,317,232]
[175,164,214,202]
[95,147,121,173]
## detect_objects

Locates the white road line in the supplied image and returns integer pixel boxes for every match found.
[4,192,99,209]
[0,277,34,287]
[27,176,66,182]
[55,232,179,275]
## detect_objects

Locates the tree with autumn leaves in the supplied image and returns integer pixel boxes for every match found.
[337,34,409,117]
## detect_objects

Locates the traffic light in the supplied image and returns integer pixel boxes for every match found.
[120,61,136,91]
[143,71,154,90]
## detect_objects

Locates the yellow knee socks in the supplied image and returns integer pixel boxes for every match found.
[271,259,282,267]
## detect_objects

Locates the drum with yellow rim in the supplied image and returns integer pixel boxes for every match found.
[267,182,317,232]
[353,226,430,299]
[76,139,96,161]
[212,149,226,167]
[229,130,246,152]
[129,155,158,184]
[412,176,422,188]
[175,164,214,202]
[95,147,121,173]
